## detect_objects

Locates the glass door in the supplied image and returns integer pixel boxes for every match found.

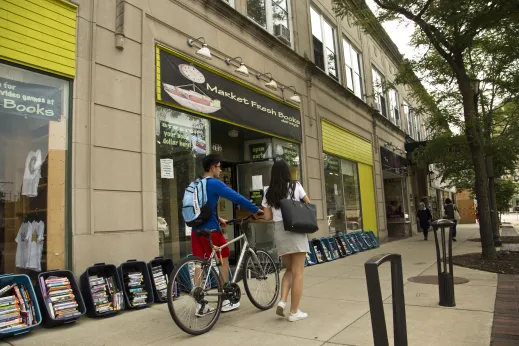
[236,160,278,262]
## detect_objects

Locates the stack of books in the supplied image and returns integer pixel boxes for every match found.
[124,272,148,307]
[151,266,168,300]
[41,276,81,320]
[88,276,124,314]
[0,283,37,332]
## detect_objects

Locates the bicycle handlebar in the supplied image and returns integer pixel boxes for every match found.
[224,211,264,225]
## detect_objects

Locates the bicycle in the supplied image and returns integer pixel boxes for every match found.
[166,214,280,335]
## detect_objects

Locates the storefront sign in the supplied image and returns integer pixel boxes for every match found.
[160,121,207,154]
[0,77,62,122]
[250,143,268,161]
[276,145,299,166]
[250,190,264,206]
[380,147,408,176]
[160,159,174,179]
[158,48,302,142]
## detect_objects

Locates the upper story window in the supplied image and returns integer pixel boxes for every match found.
[389,88,400,127]
[372,67,387,117]
[404,102,413,136]
[343,38,363,99]
[247,0,291,45]
[310,7,339,81]
[415,113,422,141]
[221,0,235,6]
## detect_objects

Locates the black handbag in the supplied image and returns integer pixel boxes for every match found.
[280,185,319,234]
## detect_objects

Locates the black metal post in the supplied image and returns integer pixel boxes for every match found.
[365,254,408,346]
[431,219,456,307]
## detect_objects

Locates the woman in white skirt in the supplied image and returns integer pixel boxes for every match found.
[261,159,310,322]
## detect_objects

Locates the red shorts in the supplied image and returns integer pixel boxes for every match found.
[191,231,230,259]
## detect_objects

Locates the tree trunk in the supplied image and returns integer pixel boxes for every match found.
[458,76,497,259]
[488,175,501,246]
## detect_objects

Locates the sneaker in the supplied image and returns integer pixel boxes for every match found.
[452,237,457,242]
[276,301,287,317]
[195,303,215,317]
[288,310,308,322]
[221,300,240,312]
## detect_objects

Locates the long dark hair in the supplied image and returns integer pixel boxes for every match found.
[265,159,296,209]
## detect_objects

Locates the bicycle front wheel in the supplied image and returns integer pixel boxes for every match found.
[243,250,280,310]
[167,256,223,335]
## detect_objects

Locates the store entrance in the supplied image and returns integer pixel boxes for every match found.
[216,159,275,265]
[155,105,301,265]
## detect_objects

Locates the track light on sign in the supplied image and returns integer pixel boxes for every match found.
[280,85,301,104]
[225,57,249,77]
[256,72,278,91]
[187,37,212,60]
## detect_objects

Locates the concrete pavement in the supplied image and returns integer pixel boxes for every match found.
[1,224,497,346]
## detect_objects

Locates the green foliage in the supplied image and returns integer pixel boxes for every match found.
[333,0,519,192]
[495,179,519,213]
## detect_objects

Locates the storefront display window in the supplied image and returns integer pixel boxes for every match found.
[0,62,70,277]
[155,106,211,262]
[324,154,362,234]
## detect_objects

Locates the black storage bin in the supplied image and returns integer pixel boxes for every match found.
[36,270,86,328]
[147,257,174,303]
[80,263,125,318]
[118,260,154,309]
[310,238,330,262]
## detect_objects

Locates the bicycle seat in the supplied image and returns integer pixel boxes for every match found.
[193,229,214,238]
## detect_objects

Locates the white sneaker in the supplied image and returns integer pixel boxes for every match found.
[288,310,308,322]
[195,303,215,317]
[221,300,240,312]
[276,301,287,317]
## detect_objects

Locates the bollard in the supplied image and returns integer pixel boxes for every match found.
[431,219,456,307]
[365,254,408,346]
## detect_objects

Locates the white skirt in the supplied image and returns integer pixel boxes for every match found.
[274,221,310,256]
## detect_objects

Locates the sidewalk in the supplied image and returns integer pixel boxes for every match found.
[1,224,496,346]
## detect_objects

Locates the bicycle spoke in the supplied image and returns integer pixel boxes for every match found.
[168,258,222,335]
[243,251,279,310]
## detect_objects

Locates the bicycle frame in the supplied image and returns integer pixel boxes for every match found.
[201,227,264,296]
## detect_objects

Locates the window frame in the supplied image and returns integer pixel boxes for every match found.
[323,153,363,234]
[310,6,340,82]
[415,113,422,141]
[389,88,400,128]
[246,0,294,47]
[371,67,388,117]
[403,101,413,137]
[221,0,235,7]
[343,37,364,100]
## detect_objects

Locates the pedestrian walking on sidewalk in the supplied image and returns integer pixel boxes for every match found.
[416,202,432,240]
[261,159,310,322]
[444,198,460,241]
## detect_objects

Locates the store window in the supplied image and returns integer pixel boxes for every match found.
[323,154,362,234]
[343,38,363,99]
[372,68,387,117]
[389,88,400,127]
[0,62,70,277]
[247,0,292,45]
[155,106,211,262]
[310,7,338,81]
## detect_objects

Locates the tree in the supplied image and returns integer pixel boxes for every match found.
[332,0,519,258]
[495,179,519,214]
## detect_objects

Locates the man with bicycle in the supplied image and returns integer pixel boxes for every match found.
[192,154,263,314]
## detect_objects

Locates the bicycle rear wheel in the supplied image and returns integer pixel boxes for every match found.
[243,250,280,310]
[167,256,223,335]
